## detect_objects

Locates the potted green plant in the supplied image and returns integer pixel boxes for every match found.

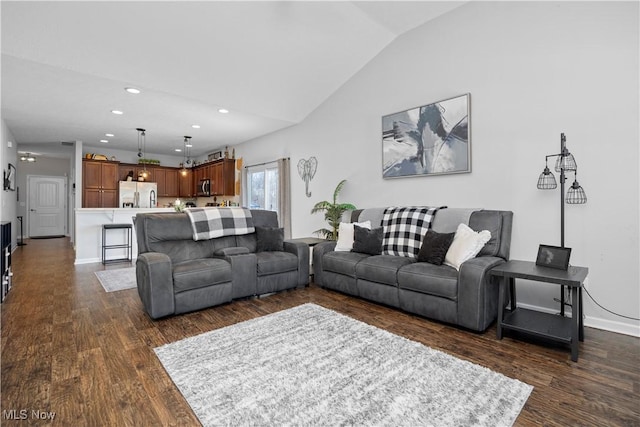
[311,179,356,240]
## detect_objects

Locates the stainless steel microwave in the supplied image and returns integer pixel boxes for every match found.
[197,179,210,197]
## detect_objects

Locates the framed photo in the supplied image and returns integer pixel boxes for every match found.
[3,163,16,191]
[382,93,470,179]
[209,151,222,161]
[536,244,571,270]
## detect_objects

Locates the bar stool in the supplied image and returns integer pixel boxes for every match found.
[102,223,132,264]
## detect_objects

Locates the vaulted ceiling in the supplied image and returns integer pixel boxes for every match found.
[1,1,464,157]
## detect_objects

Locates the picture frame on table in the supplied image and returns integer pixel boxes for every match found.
[382,93,470,179]
[535,244,571,270]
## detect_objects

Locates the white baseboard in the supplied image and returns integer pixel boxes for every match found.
[517,302,640,338]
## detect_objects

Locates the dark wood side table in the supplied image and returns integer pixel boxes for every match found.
[288,237,327,280]
[490,260,589,362]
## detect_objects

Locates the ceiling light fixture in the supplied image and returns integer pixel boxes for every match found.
[105,133,114,137]
[218,108,229,114]
[19,153,36,162]
[100,139,108,143]
[191,124,201,129]
[175,148,182,152]
[125,87,141,94]
[111,110,124,115]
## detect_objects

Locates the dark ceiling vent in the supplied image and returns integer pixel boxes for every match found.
[61,141,74,146]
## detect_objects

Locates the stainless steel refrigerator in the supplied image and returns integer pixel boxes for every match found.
[119,181,158,208]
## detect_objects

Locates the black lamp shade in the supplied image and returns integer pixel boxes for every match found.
[566,179,587,204]
[555,153,577,172]
[537,167,557,189]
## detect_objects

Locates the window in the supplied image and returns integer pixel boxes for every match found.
[243,158,291,239]
[245,164,279,214]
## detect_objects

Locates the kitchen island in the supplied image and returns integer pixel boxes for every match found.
[75,207,174,264]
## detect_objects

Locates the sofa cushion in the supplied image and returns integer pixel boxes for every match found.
[381,206,440,258]
[255,226,284,252]
[335,221,371,252]
[172,258,232,293]
[417,230,455,265]
[323,251,370,277]
[355,255,415,286]
[256,251,298,276]
[397,263,459,300]
[444,223,491,270]
[352,226,383,256]
[469,210,503,257]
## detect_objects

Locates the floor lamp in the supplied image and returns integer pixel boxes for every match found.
[537,133,587,315]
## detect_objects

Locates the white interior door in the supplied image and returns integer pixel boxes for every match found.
[28,176,67,237]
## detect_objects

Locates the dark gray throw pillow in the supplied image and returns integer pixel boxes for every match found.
[417,229,455,265]
[352,225,383,255]
[255,226,284,252]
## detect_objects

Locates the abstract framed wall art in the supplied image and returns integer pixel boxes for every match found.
[382,93,470,178]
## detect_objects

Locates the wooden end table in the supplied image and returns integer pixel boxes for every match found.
[490,260,589,362]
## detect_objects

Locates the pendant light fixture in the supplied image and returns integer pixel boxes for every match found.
[136,128,148,180]
[181,136,192,176]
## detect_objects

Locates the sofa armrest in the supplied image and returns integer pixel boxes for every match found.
[284,240,310,287]
[457,256,506,331]
[136,252,175,320]
[311,241,337,286]
[215,246,250,256]
[222,253,258,298]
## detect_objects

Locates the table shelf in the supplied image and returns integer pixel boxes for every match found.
[502,308,572,343]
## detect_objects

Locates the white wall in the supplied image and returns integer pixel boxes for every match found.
[234,2,639,335]
[0,119,19,249]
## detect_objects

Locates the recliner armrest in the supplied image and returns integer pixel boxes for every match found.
[136,252,175,319]
[215,246,250,256]
[284,240,310,287]
[457,256,506,331]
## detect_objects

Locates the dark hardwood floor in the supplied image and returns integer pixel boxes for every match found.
[2,237,639,426]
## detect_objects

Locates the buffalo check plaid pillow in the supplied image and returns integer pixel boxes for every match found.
[382,206,443,258]
[185,207,255,241]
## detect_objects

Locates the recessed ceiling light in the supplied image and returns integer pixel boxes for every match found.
[105,133,114,137]
[111,110,123,115]
[218,108,229,114]
[125,87,141,94]
[185,143,193,148]
[100,139,108,143]
[191,124,201,129]
[175,148,182,152]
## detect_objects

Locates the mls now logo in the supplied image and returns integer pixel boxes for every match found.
[3,409,56,421]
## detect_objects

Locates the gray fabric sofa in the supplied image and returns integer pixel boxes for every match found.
[313,207,513,332]
[135,209,309,319]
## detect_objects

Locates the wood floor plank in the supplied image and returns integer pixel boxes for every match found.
[1,237,639,426]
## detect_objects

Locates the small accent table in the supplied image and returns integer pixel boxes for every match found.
[288,237,327,280]
[490,260,588,362]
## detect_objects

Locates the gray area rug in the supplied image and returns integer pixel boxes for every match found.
[95,267,136,292]
[155,303,533,426]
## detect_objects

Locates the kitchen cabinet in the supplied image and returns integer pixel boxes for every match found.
[164,169,180,197]
[82,159,119,208]
[210,162,224,196]
[161,168,179,197]
[193,159,235,196]
[178,169,193,198]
